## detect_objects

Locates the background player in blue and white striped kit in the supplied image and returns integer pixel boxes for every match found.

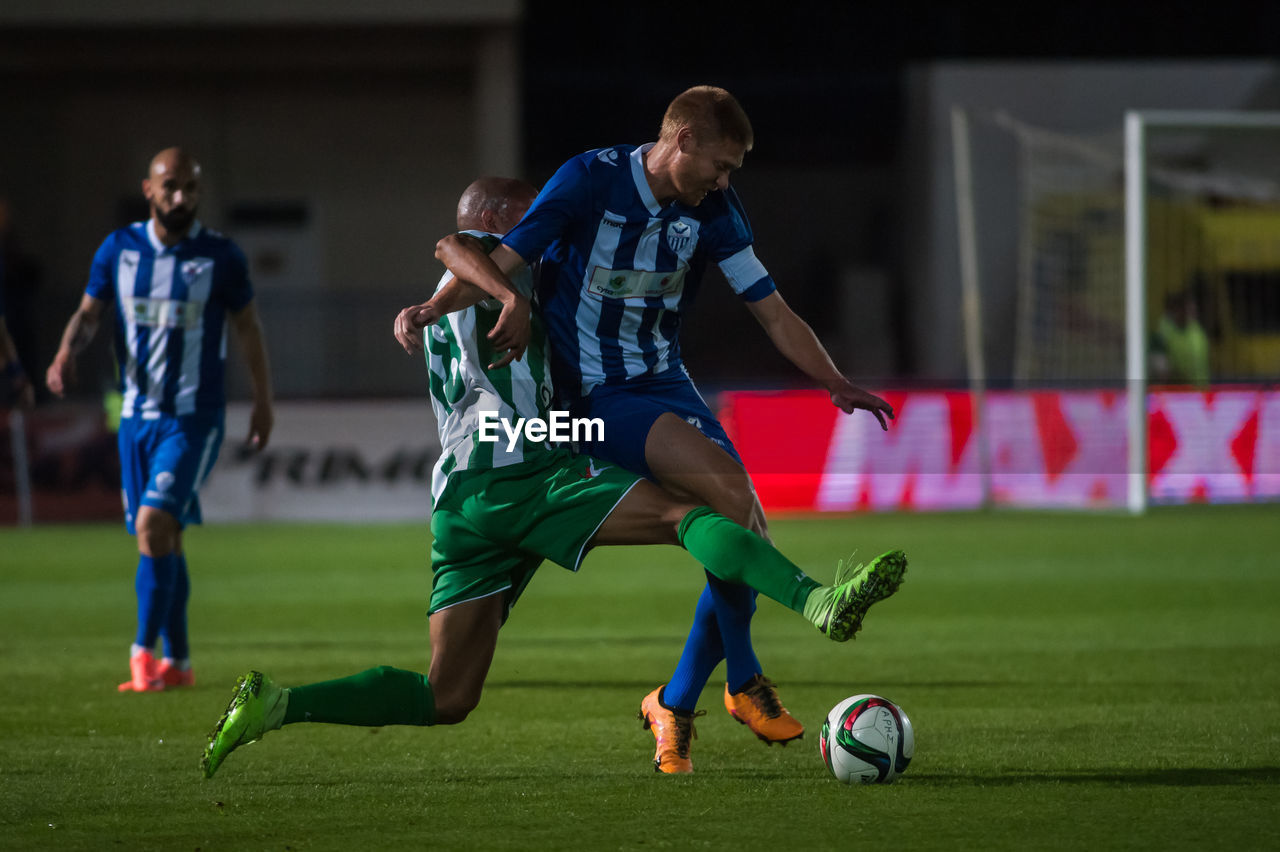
[46,147,275,693]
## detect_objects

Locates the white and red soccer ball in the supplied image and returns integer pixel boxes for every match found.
[819,694,915,784]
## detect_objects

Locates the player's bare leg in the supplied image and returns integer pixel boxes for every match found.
[136,505,180,558]
[427,594,504,724]
[644,412,768,537]
[589,479,689,546]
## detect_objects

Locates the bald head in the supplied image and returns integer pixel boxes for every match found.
[143,147,202,243]
[149,147,201,182]
[457,176,537,235]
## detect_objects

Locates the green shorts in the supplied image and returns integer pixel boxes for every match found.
[428,447,642,620]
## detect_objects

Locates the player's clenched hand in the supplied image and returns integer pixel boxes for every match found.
[394,303,440,355]
[45,356,75,397]
[486,296,530,370]
[246,401,274,451]
[830,381,895,431]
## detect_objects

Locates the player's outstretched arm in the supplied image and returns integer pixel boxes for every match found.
[230,301,274,450]
[45,293,107,397]
[746,290,894,430]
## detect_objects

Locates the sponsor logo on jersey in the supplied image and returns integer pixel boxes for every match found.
[124,297,205,329]
[587,266,686,300]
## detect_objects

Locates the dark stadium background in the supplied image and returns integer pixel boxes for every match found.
[522,0,1280,384]
[2,0,1277,400]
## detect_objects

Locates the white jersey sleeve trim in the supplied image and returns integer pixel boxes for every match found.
[718,246,769,295]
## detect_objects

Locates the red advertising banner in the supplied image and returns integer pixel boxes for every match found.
[5,391,1276,524]
[720,388,1280,512]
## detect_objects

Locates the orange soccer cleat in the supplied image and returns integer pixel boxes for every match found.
[156,659,195,688]
[638,686,703,774]
[724,674,804,745]
[118,649,164,693]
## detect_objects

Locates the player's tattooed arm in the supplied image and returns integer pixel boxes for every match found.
[46,293,107,396]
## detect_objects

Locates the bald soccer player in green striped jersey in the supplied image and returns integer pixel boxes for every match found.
[201,177,905,779]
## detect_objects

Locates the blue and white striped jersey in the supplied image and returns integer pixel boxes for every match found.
[85,220,254,418]
[502,143,776,400]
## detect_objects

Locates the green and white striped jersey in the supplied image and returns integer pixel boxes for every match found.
[426,231,555,502]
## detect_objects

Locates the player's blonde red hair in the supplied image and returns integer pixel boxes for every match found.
[659,86,754,150]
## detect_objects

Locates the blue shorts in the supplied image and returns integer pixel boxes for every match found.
[118,412,225,534]
[569,370,742,480]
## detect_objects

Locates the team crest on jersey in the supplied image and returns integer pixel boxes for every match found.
[597,149,620,166]
[666,221,693,253]
[181,258,213,286]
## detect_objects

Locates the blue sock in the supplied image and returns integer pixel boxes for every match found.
[663,581,724,712]
[134,553,179,650]
[707,575,761,694]
[664,574,765,710]
[160,553,191,661]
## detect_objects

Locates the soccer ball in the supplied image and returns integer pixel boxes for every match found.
[819,694,914,784]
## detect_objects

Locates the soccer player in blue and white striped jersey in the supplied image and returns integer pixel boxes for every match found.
[46,148,274,694]
[490,86,900,771]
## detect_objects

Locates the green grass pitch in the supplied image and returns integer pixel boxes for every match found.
[2,505,1278,850]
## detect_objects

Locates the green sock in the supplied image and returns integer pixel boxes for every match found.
[677,506,821,614]
[282,666,436,727]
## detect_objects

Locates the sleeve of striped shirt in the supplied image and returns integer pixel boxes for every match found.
[84,234,118,301]
[719,246,776,302]
[712,189,776,302]
[220,241,254,313]
[501,154,591,264]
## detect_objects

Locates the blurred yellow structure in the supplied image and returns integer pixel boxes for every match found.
[1155,204,1280,379]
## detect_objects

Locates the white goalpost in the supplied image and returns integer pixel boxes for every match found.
[954,107,1280,513]
[1124,110,1280,513]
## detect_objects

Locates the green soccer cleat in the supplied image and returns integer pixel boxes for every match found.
[806,550,907,642]
[201,670,288,779]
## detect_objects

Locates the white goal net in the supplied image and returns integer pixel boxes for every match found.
[953,109,1280,512]
[992,111,1280,387]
